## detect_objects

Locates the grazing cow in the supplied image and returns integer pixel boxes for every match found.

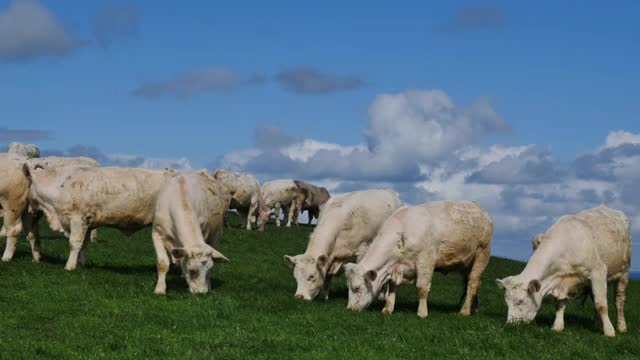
[24,165,176,270]
[293,180,330,225]
[284,189,402,301]
[211,169,260,230]
[344,201,493,318]
[152,172,230,294]
[497,205,631,337]
[7,142,40,159]
[257,179,300,230]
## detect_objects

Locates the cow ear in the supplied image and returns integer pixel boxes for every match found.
[528,279,541,294]
[211,248,230,263]
[284,255,297,268]
[496,278,508,289]
[343,263,355,275]
[171,248,188,259]
[316,255,328,267]
[365,270,378,282]
[531,234,545,251]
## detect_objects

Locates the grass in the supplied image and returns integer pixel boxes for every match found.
[0,215,639,359]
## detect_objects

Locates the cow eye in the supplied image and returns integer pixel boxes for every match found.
[307,275,316,281]
[353,286,360,292]
[516,299,525,305]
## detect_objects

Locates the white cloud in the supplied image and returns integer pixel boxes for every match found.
[603,130,640,149]
[0,0,80,62]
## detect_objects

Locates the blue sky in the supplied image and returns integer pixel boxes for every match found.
[1,0,639,266]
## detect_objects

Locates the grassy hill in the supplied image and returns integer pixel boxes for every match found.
[0,216,638,359]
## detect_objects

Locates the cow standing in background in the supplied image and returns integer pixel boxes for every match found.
[497,205,631,337]
[257,179,300,230]
[293,180,330,225]
[211,169,261,230]
[7,142,40,159]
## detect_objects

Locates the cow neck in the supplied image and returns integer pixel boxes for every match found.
[520,242,555,285]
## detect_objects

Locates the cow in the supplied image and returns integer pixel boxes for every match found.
[284,189,402,301]
[344,201,493,318]
[293,180,330,225]
[257,179,301,230]
[211,169,260,230]
[0,154,34,262]
[7,142,40,159]
[23,165,177,270]
[151,172,230,294]
[496,205,631,337]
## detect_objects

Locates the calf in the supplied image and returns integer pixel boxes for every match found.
[152,173,229,294]
[497,205,631,337]
[345,201,493,317]
[284,189,401,301]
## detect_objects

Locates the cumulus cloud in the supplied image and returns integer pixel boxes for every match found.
[440,5,506,32]
[215,88,640,268]
[132,68,267,99]
[0,0,80,62]
[277,66,365,95]
[42,144,193,170]
[91,3,139,49]
[0,126,50,143]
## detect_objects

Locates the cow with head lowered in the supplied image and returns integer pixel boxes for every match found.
[284,189,401,301]
[293,180,330,225]
[497,205,631,337]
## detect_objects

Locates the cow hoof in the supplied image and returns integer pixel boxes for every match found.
[32,257,41,263]
[459,309,471,317]
[417,311,428,319]
[154,289,166,295]
[381,308,393,315]
[64,265,77,271]
[618,324,627,333]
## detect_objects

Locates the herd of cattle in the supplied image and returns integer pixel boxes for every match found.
[0,142,633,337]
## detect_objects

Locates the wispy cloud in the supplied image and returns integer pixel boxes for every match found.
[276,66,366,95]
[0,126,50,143]
[440,5,506,32]
[131,68,265,99]
[91,2,139,49]
[0,0,81,63]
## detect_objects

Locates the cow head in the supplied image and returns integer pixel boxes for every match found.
[284,254,328,301]
[496,276,543,323]
[257,204,271,231]
[171,245,229,294]
[344,263,384,311]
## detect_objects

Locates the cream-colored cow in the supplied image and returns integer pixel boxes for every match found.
[497,205,632,337]
[212,169,261,230]
[345,201,493,318]
[152,172,229,294]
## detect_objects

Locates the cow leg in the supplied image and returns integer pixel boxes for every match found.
[590,266,615,336]
[460,246,490,316]
[286,203,296,228]
[382,282,398,315]
[23,212,41,263]
[1,209,23,262]
[90,229,98,243]
[615,273,629,333]
[552,300,567,332]
[416,255,436,318]
[274,203,282,227]
[0,224,5,237]
[152,229,170,295]
[65,216,88,271]
[248,195,259,225]
[238,210,249,230]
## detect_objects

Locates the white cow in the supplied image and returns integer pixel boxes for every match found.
[497,205,631,337]
[152,172,230,294]
[344,201,493,318]
[7,142,40,158]
[1,155,101,261]
[211,169,260,230]
[284,189,402,301]
[24,165,176,270]
[257,179,301,230]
